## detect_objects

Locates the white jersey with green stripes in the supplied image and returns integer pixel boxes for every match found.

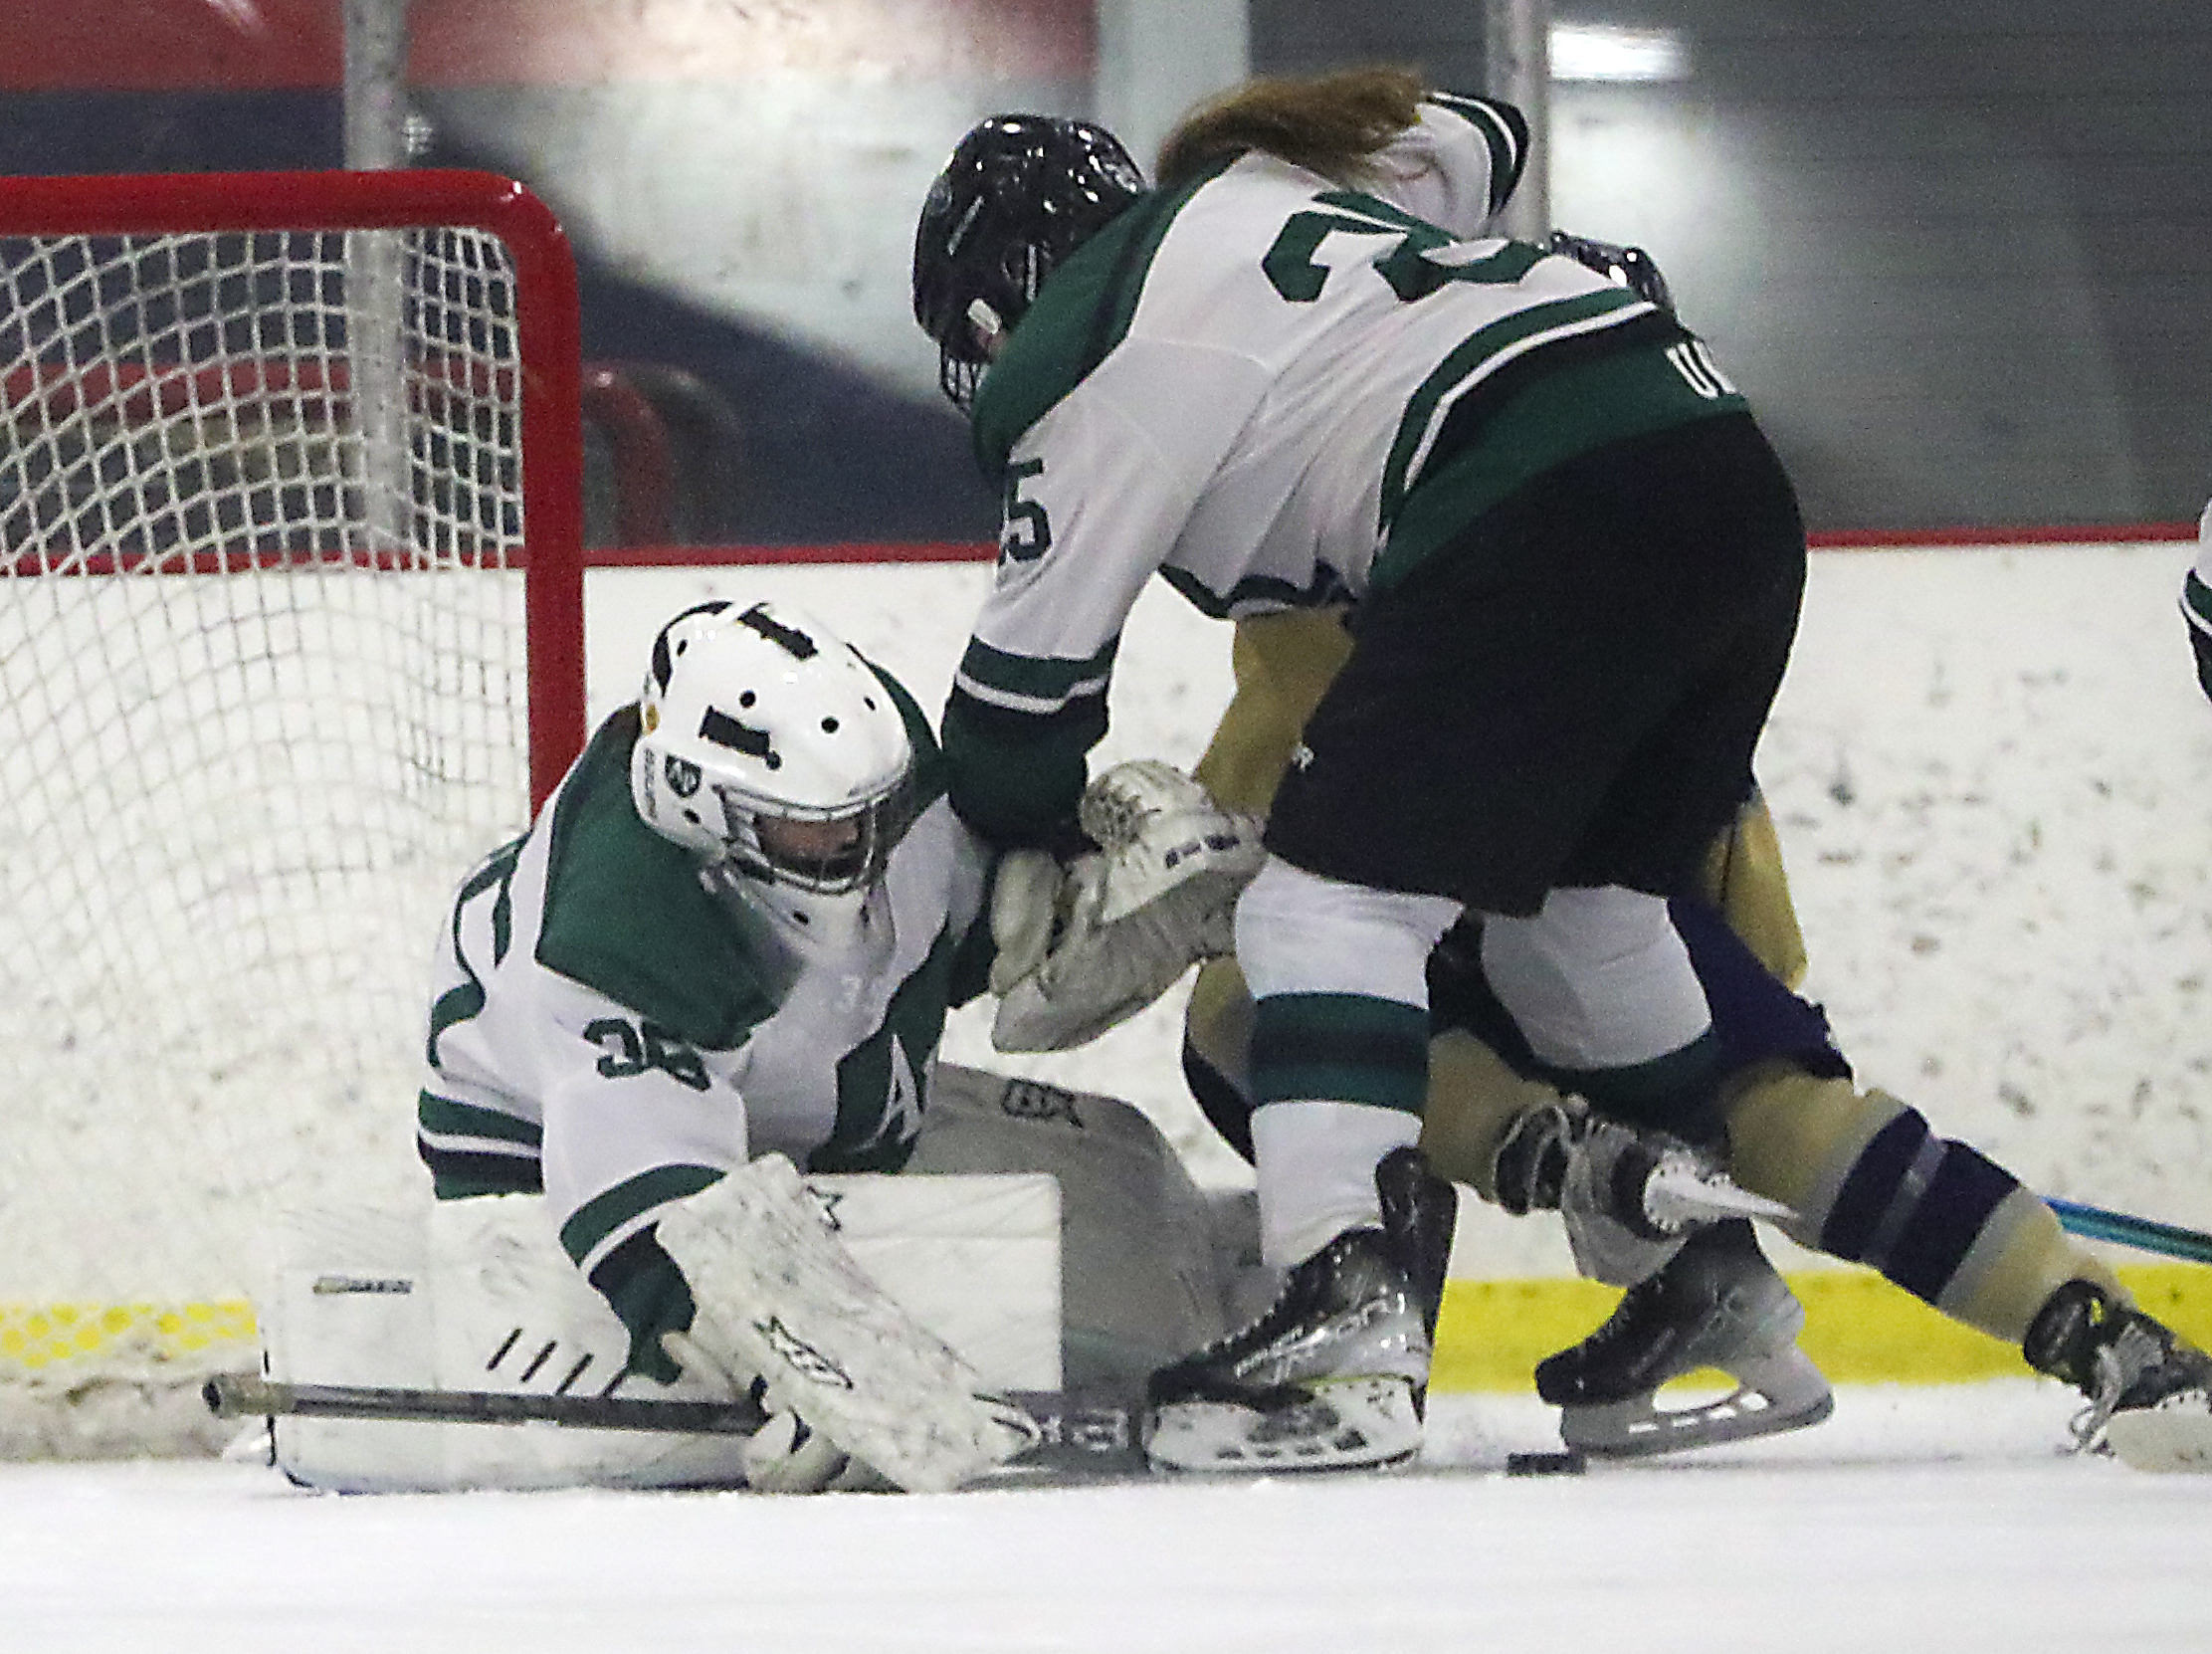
[414,694,995,1362]
[947,99,1746,843]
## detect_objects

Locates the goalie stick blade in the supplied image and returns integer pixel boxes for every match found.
[206,1373,1149,1485]
[985,1393,1149,1482]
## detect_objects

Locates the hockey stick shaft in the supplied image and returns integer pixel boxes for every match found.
[204,1372,1149,1480]
[204,1372,770,1435]
[2049,1197,2212,1266]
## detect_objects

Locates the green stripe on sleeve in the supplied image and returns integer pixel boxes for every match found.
[416,1091,543,1148]
[1425,94,1530,214]
[951,633,1118,715]
[558,1162,723,1275]
[2183,570,2212,633]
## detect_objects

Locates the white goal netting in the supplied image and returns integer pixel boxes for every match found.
[0,172,581,1455]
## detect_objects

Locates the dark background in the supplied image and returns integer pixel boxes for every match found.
[2,1,2205,542]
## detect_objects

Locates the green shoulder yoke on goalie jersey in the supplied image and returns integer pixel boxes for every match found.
[534,667,947,1050]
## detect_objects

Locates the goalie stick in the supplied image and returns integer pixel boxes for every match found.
[2048,1197,2212,1267]
[204,1372,1148,1485]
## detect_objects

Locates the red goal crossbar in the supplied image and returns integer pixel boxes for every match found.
[0,167,588,807]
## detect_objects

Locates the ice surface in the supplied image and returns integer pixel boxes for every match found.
[5,1381,2206,1653]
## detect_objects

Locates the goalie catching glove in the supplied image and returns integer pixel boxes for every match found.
[989,760,1266,1052]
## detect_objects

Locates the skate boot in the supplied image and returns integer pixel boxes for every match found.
[1535,1219,1834,1458]
[1493,1098,1795,1287]
[2025,1279,2212,1472]
[1143,1147,1457,1474]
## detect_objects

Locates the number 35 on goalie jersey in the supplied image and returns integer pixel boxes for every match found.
[411,707,999,1314]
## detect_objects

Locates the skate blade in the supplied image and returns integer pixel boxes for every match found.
[2105,1389,2212,1474]
[1560,1348,1835,1460]
[1144,1376,1421,1474]
[1643,1163,1796,1227]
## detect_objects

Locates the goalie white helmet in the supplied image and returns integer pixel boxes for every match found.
[630,599,915,944]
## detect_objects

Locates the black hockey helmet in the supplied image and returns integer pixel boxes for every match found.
[911,114,1146,410]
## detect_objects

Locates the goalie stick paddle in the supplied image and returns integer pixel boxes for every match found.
[2048,1197,2212,1267]
[204,1373,1148,1484]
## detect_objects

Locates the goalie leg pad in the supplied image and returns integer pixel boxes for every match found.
[910,1065,1237,1388]
[659,1154,1037,1494]
[262,1196,755,1493]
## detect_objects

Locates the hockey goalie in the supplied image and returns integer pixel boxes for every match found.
[250,597,1262,1495]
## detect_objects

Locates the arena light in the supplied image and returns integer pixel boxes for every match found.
[1551,24,1691,83]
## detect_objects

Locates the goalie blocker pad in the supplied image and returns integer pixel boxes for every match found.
[256,1064,1244,1492]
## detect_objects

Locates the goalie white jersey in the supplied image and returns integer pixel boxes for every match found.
[943,94,1748,844]
[414,676,995,1375]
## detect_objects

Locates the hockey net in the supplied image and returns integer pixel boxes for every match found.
[0,169,584,1456]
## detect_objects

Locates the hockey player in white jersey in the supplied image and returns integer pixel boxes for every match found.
[2181,497,2212,701]
[912,67,1816,1472]
[402,596,1258,1492]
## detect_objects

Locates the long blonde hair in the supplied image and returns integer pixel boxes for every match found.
[1153,67,1428,192]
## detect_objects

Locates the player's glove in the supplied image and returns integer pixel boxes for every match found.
[989,760,1266,1052]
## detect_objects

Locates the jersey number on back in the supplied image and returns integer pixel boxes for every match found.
[1263,191,1542,306]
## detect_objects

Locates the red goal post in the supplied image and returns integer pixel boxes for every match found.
[0,168,585,1454]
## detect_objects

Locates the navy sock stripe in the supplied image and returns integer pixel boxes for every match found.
[1881,1144,2021,1305]
[1820,1112,1928,1262]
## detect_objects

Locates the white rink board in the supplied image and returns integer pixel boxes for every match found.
[587,541,2212,1278]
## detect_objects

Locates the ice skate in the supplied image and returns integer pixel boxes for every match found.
[1535,1219,1833,1458]
[1493,1097,1795,1286]
[2025,1279,2212,1473]
[1142,1148,1455,1474]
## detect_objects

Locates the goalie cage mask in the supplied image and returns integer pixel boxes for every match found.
[911,113,1146,411]
[631,599,918,946]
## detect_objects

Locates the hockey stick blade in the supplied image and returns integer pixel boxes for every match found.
[2048,1198,2212,1267]
[204,1373,1149,1483]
